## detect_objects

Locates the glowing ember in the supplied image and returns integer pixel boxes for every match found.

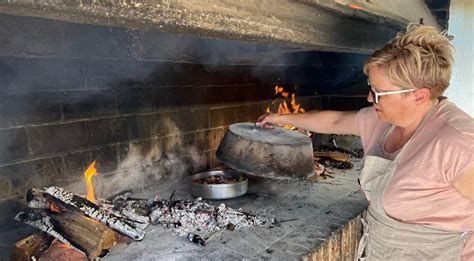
[50,202,61,213]
[58,242,71,249]
[347,3,364,10]
[266,85,305,129]
[84,161,98,204]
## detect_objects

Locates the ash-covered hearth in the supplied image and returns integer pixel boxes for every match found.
[103,162,367,260]
[8,137,367,260]
[13,184,275,259]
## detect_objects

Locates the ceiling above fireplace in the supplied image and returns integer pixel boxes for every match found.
[0,0,442,54]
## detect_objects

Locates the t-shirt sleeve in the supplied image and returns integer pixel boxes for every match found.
[446,144,474,183]
[355,106,383,152]
[437,101,474,183]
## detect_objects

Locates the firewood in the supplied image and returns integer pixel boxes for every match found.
[314,151,352,169]
[26,188,50,209]
[50,211,116,259]
[11,231,52,261]
[39,240,88,261]
[314,151,350,162]
[15,208,117,260]
[14,208,81,253]
[44,186,145,240]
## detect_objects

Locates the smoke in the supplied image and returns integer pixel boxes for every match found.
[91,117,207,197]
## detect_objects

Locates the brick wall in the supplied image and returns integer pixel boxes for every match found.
[0,14,369,230]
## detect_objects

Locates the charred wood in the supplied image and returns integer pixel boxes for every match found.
[50,211,116,259]
[44,186,145,240]
[14,208,83,254]
[10,231,52,261]
[99,192,151,228]
[26,188,50,209]
[14,207,116,259]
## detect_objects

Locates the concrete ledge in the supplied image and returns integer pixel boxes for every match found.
[0,0,437,53]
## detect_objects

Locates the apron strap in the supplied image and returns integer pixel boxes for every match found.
[355,217,369,261]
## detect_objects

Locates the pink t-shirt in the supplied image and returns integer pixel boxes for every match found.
[355,97,474,260]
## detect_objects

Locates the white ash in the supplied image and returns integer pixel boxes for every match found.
[27,196,51,209]
[148,197,275,236]
[98,193,151,231]
[102,193,275,237]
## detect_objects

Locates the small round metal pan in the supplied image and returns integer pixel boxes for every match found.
[191,170,248,200]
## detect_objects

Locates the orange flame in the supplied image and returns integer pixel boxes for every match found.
[84,161,98,204]
[58,242,71,249]
[50,202,61,213]
[266,85,305,129]
[347,3,364,10]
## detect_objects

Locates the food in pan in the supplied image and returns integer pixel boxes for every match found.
[192,174,245,184]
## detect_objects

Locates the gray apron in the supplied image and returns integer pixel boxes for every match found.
[356,106,470,261]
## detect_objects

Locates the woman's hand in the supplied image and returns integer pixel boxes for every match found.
[256,113,282,128]
[256,110,360,135]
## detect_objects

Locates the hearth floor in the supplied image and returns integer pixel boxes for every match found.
[1,159,368,260]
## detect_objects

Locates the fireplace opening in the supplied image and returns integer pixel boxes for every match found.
[0,1,447,259]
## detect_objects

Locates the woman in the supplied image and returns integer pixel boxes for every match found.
[257,24,474,260]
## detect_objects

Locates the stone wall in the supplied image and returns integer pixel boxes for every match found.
[0,13,369,230]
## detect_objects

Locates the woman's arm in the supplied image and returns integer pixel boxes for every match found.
[256,110,360,136]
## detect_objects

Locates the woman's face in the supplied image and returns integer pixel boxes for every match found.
[367,67,416,125]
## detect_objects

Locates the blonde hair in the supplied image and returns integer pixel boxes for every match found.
[363,24,454,99]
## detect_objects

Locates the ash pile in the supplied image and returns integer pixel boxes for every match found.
[105,191,275,237]
[13,187,275,260]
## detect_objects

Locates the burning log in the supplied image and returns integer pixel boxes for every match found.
[314,151,353,169]
[14,208,116,259]
[26,188,51,209]
[11,232,52,261]
[14,209,81,251]
[44,186,145,241]
[50,211,116,259]
[39,240,88,261]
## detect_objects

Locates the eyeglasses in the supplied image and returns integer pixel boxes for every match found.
[367,79,416,104]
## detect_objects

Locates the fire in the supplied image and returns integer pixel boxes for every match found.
[347,3,364,10]
[58,242,71,249]
[50,202,61,213]
[84,161,98,204]
[266,85,305,129]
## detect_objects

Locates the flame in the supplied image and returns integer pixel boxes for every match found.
[50,202,61,213]
[266,85,305,129]
[58,242,71,249]
[347,3,364,10]
[84,161,98,204]
[275,85,284,94]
